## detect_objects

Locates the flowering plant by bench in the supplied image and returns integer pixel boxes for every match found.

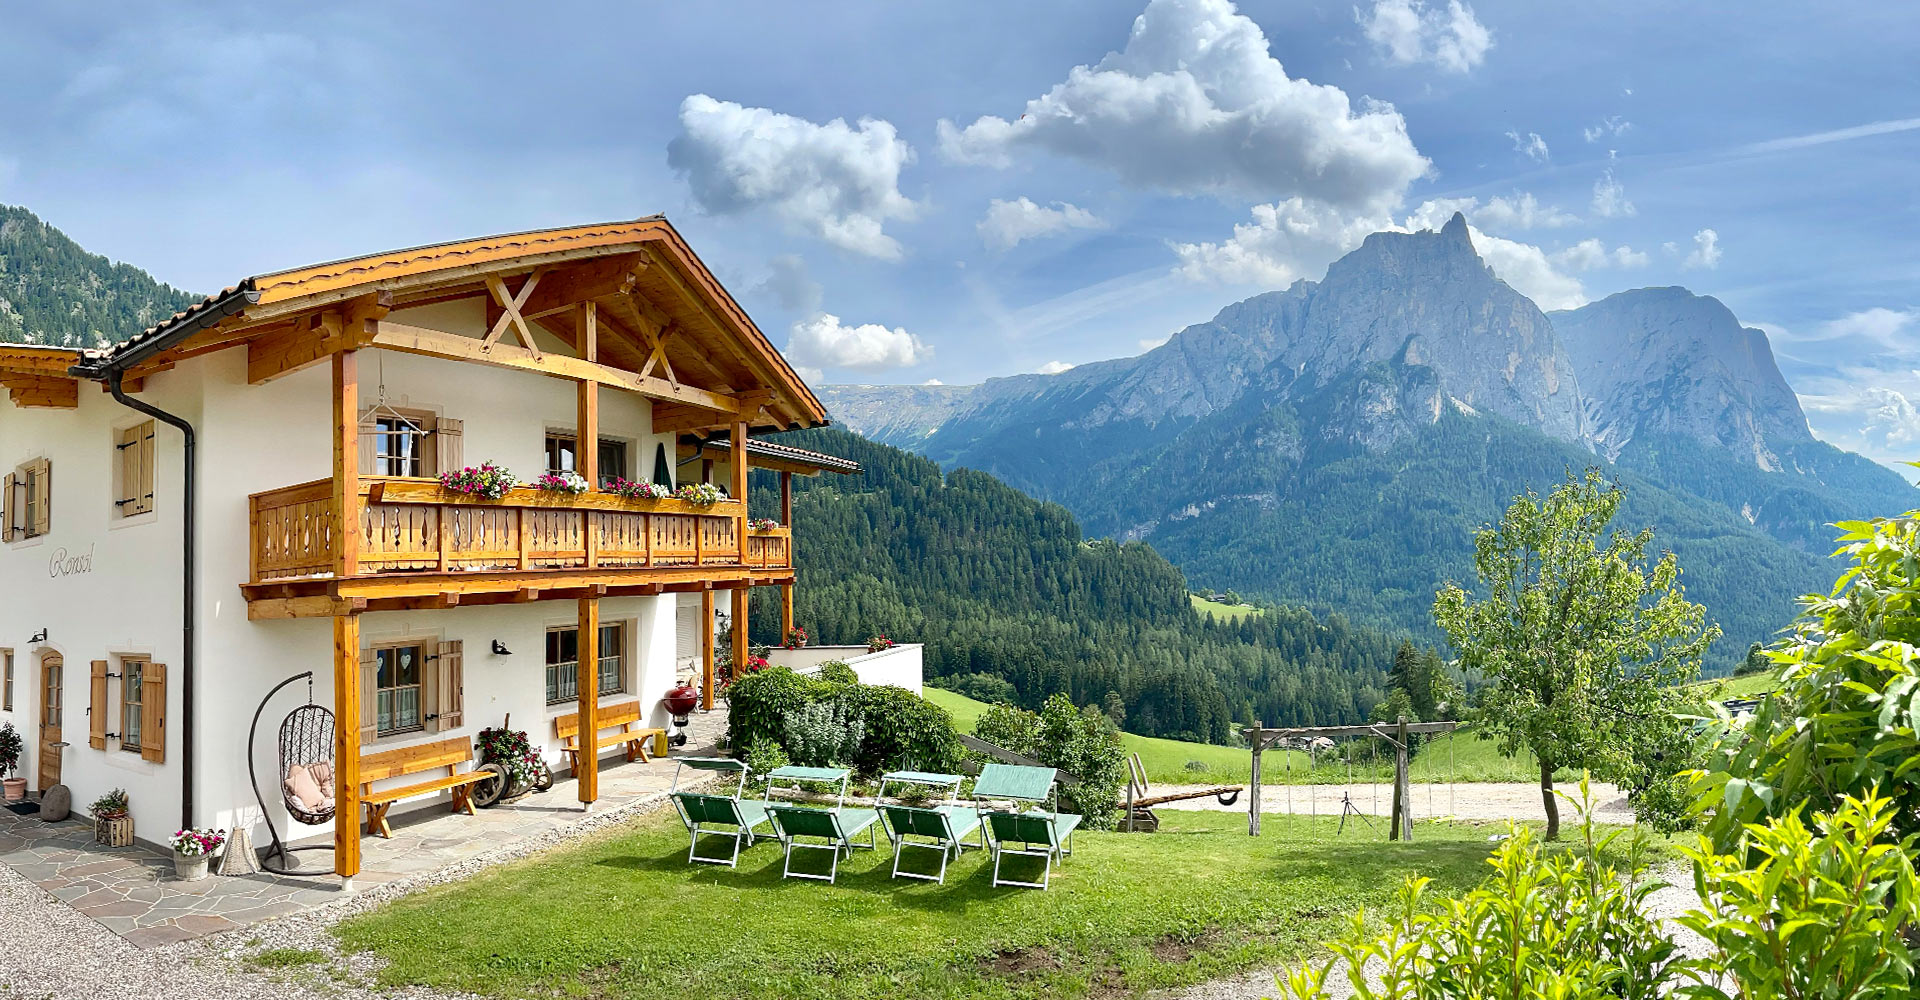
[531,471,589,494]
[439,462,515,500]
[604,477,672,500]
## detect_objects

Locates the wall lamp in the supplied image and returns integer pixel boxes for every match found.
[30,629,48,644]
[491,640,513,656]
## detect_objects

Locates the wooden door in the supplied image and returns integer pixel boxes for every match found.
[37,653,62,791]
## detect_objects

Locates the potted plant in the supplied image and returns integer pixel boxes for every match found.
[783,625,808,650]
[438,461,516,500]
[604,477,672,501]
[168,827,225,882]
[531,470,589,494]
[672,482,728,506]
[92,788,134,847]
[0,722,24,802]
[748,517,780,531]
[866,634,895,654]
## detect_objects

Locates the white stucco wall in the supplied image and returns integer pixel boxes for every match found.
[765,644,924,694]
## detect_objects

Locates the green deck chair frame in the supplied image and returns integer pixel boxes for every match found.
[669,757,773,867]
[766,804,881,883]
[971,763,1082,890]
[877,770,985,884]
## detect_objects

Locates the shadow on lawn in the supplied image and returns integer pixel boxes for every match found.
[592,840,1059,907]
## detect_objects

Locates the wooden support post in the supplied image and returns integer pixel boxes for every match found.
[576,597,600,807]
[332,351,360,579]
[779,470,792,524]
[577,303,599,488]
[780,584,794,643]
[701,589,716,711]
[730,421,748,564]
[333,612,362,881]
[1248,732,1262,837]
[730,585,748,692]
[1391,716,1412,841]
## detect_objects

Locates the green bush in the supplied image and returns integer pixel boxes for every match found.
[1679,790,1919,998]
[781,699,864,768]
[725,666,961,778]
[938,672,1018,705]
[742,738,790,778]
[972,694,1127,830]
[1274,780,1682,1000]
[815,660,859,686]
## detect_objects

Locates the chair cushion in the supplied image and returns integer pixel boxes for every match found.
[311,760,334,788]
[285,764,326,811]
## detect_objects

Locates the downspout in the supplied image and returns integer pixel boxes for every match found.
[70,282,256,832]
[104,368,197,832]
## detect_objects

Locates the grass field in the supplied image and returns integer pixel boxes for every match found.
[1188,593,1264,622]
[923,687,1561,787]
[1689,671,1780,700]
[335,807,1658,1000]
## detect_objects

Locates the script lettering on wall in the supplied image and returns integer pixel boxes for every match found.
[48,543,96,578]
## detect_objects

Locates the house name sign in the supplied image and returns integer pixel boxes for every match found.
[49,543,96,578]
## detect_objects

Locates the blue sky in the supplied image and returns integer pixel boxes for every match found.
[3,1,1917,469]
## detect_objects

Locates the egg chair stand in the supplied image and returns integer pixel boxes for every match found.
[248,672,338,876]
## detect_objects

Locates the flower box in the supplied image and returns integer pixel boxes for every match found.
[367,480,743,516]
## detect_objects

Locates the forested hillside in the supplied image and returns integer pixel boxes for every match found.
[0,205,200,347]
[745,428,1414,742]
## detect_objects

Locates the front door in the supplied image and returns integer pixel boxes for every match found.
[37,653,61,791]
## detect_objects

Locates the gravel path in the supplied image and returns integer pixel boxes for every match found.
[1150,780,1633,824]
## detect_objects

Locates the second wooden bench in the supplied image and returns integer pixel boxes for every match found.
[553,699,669,774]
[358,735,492,839]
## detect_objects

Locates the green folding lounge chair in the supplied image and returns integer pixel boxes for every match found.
[761,765,880,883]
[971,763,1083,889]
[669,757,773,867]
[878,770,985,884]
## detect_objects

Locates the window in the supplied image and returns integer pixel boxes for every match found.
[375,644,427,737]
[3,458,50,541]
[120,657,146,754]
[114,421,155,517]
[546,622,627,705]
[676,599,703,671]
[367,409,437,477]
[544,433,628,487]
[2,649,12,712]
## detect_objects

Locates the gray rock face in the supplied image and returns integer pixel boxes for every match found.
[1553,287,1811,469]
[39,784,70,822]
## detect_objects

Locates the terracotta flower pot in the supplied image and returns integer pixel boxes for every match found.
[1,777,25,802]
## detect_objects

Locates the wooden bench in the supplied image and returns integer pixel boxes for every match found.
[358,735,492,839]
[554,699,669,774]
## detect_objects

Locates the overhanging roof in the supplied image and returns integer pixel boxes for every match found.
[681,434,862,476]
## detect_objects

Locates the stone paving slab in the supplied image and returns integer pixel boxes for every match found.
[0,706,729,948]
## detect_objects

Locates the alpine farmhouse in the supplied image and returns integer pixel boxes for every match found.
[0,217,871,881]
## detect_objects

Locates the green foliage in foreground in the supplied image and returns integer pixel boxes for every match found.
[973,694,1129,829]
[1435,470,1718,838]
[335,809,1616,1000]
[1697,511,1920,851]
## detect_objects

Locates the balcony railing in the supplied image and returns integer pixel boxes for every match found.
[248,477,793,583]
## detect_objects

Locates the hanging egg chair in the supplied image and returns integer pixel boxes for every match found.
[248,673,339,875]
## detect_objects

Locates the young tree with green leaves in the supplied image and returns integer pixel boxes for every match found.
[1433,469,1719,839]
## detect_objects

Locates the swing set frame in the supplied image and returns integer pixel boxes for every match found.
[1242,718,1459,840]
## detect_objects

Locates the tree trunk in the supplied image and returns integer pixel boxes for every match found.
[1539,758,1560,841]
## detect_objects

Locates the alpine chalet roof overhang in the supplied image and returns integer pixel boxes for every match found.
[680,434,862,476]
[4,217,827,433]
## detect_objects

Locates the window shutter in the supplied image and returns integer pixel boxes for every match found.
[436,418,463,475]
[357,407,377,475]
[117,426,138,510]
[134,423,155,515]
[140,663,167,762]
[89,660,108,749]
[676,601,699,669]
[359,650,379,744]
[28,459,49,537]
[432,640,464,732]
[2,472,15,542]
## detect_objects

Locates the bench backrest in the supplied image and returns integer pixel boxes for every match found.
[986,810,1058,846]
[359,735,473,783]
[883,804,957,841]
[769,804,844,841]
[553,699,643,741]
[675,791,748,826]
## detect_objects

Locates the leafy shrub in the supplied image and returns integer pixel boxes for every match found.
[841,682,963,775]
[1184,760,1209,773]
[725,666,961,777]
[814,660,858,686]
[938,672,1018,706]
[1274,779,1682,1000]
[1679,790,1919,998]
[742,738,790,778]
[972,694,1127,830]
[781,700,865,768]
[1694,513,1920,849]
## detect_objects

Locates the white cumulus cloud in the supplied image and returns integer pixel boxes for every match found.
[1583,115,1631,143]
[1682,228,1722,270]
[1591,159,1635,218]
[785,312,930,373]
[1506,130,1549,163]
[1357,0,1493,74]
[1473,192,1576,231]
[668,94,918,259]
[1036,360,1076,375]
[938,0,1430,213]
[1552,238,1649,271]
[1815,307,1920,350]
[978,197,1106,249]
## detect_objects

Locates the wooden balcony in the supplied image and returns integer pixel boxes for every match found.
[244,477,793,617]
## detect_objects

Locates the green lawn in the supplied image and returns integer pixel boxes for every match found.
[336,808,1640,1000]
[1188,593,1264,622]
[1689,671,1780,700]
[924,687,1558,787]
